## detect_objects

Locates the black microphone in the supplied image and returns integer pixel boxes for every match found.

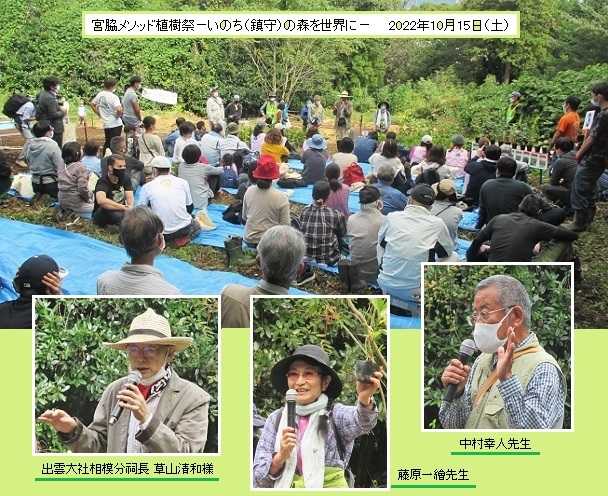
[286,389,297,429]
[109,370,143,426]
[443,339,477,402]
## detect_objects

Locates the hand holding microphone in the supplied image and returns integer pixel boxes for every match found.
[276,389,298,464]
[441,339,477,402]
[110,370,144,425]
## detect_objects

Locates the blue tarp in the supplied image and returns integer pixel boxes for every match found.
[459,209,480,232]
[191,204,244,248]
[287,158,373,177]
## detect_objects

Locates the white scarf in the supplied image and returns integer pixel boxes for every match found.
[274,394,329,489]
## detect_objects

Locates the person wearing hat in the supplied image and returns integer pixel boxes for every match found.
[38,308,210,453]
[138,156,201,245]
[206,87,225,128]
[445,134,469,178]
[225,94,243,124]
[408,135,433,165]
[253,344,382,488]
[0,255,62,329]
[260,94,279,126]
[301,134,328,186]
[378,184,454,314]
[374,102,391,133]
[347,185,385,286]
[93,154,134,228]
[506,91,522,126]
[220,121,250,159]
[431,179,464,245]
[242,155,290,247]
[333,91,353,140]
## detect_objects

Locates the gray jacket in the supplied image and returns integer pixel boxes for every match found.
[36,90,65,132]
[59,370,210,453]
[24,137,63,178]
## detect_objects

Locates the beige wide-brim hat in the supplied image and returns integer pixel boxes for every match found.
[339,91,351,98]
[104,308,193,352]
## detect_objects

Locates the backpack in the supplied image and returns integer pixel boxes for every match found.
[222,201,243,224]
[220,165,238,188]
[342,162,365,186]
[299,104,309,120]
[3,94,29,119]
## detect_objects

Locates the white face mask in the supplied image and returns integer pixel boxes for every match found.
[55,85,61,93]
[473,308,513,354]
[590,98,599,107]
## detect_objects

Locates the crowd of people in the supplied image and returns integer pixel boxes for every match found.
[2,76,608,326]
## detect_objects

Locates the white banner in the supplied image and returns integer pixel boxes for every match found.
[142,88,178,105]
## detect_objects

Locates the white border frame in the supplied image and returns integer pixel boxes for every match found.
[248,294,391,492]
[31,294,222,456]
[419,261,575,433]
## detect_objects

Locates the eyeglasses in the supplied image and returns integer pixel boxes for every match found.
[466,307,513,326]
[286,369,320,382]
[126,344,163,357]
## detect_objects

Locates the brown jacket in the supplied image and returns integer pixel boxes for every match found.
[59,370,210,453]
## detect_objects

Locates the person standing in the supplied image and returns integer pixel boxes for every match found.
[374,102,391,133]
[551,95,581,147]
[122,75,143,133]
[225,95,243,124]
[91,78,124,155]
[206,87,225,129]
[333,91,353,141]
[36,76,66,147]
[260,94,279,126]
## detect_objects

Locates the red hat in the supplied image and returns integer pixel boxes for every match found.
[253,155,280,180]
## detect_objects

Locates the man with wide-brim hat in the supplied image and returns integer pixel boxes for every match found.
[333,91,354,140]
[374,101,391,133]
[39,308,211,453]
[253,344,382,489]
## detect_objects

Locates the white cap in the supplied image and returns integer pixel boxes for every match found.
[149,156,171,169]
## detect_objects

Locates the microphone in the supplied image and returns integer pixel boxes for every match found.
[443,339,477,402]
[286,389,298,429]
[109,370,143,426]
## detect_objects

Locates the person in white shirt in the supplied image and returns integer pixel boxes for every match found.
[377,184,455,314]
[15,99,36,164]
[90,78,123,155]
[206,87,225,129]
[172,121,198,165]
[138,156,201,244]
[220,122,250,159]
[199,124,224,165]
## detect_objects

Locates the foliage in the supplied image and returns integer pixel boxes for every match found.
[35,297,219,453]
[423,265,572,429]
[253,297,387,488]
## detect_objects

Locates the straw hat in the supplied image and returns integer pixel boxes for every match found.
[104,308,193,352]
[339,91,351,98]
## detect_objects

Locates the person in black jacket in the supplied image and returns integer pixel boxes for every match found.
[541,138,577,209]
[36,76,66,147]
[463,144,501,206]
[476,157,532,228]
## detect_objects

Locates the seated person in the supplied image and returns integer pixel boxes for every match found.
[220,122,250,159]
[325,163,350,218]
[97,206,180,295]
[199,123,224,165]
[467,194,578,262]
[445,134,468,177]
[0,255,62,329]
[81,140,102,177]
[172,121,198,165]
[369,139,403,177]
[24,122,63,199]
[100,136,145,189]
[414,168,441,187]
[411,145,452,180]
[408,135,432,164]
[138,116,165,175]
[301,134,328,185]
[332,137,358,177]
[220,153,239,189]
[347,185,385,286]
[377,184,454,313]
[260,128,290,166]
[221,225,305,328]
[477,156,533,229]
[464,144,501,206]
[163,117,185,158]
[299,181,347,266]
[431,179,463,245]
[243,156,290,247]
[375,163,407,215]
[541,137,577,209]
[93,154,134,228]
[138,156,201,244]
[250,123,267,154]
[253,344,381,488]
[194,120,207,141]
[353,131,378,163]
[178,144,223,211]
[57,141,94,217]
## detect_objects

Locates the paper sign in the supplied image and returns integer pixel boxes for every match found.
[142,87,178,105]
[583,110,596,131]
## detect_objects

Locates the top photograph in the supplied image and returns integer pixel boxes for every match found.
[0,0,607,330]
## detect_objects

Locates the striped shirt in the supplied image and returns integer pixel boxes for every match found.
[439,333,565,429]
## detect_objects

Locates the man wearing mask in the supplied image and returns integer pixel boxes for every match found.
[92,154,134,228]
[333,91,353,140]
[225,95,243,124]
[36,76,66,147]
[374,102,391,133]
[568,82,608,231]
[439,275,566,429]
[260,94,279,126]
[206,87,225,129]
[24,122,63,199]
